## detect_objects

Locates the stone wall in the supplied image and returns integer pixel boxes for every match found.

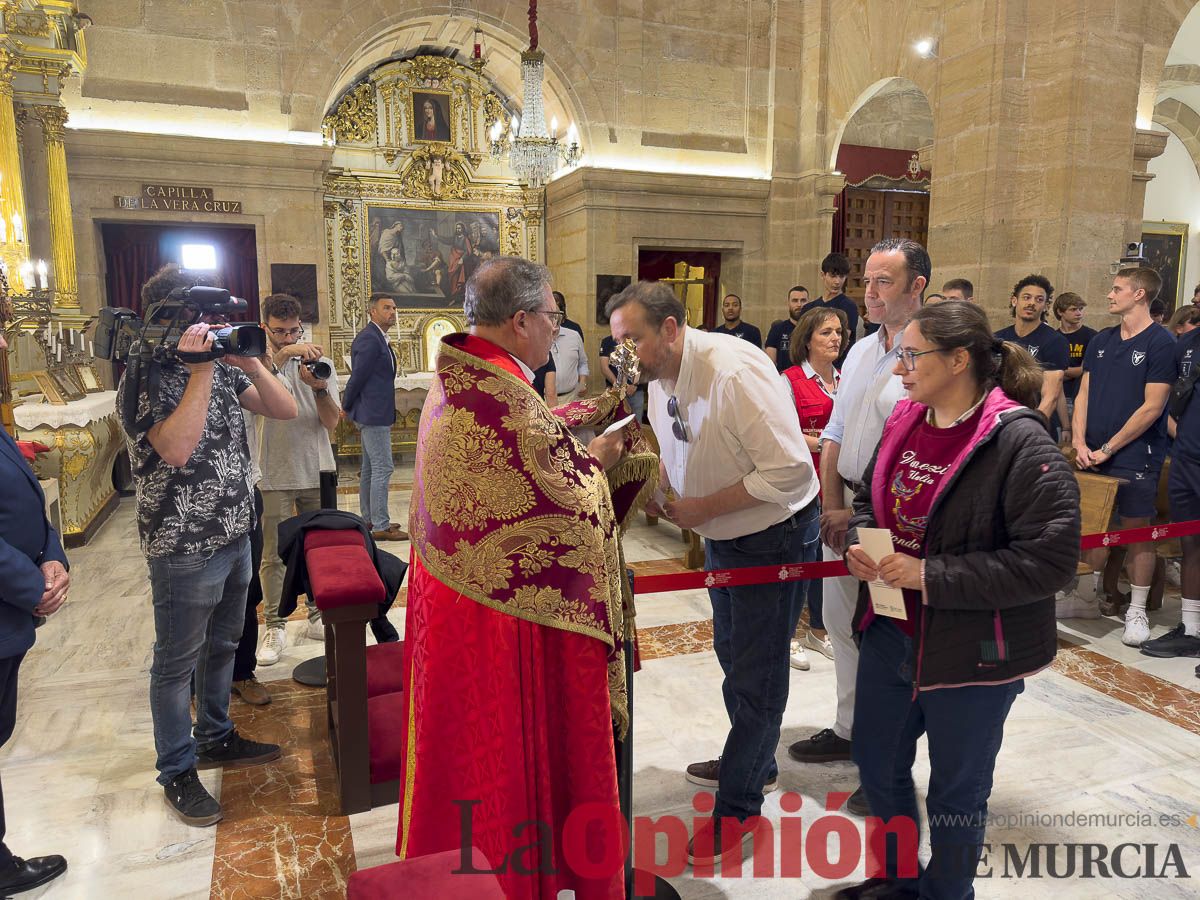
[60,0,1200,337]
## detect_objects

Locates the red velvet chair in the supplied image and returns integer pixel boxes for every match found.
[305,530,407,814]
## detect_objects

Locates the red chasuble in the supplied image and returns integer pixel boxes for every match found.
[398,333,626,900]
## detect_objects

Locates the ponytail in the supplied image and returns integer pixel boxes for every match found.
[991,339,1043,410]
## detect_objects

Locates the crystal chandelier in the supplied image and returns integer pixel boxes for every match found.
[489,1,581,187]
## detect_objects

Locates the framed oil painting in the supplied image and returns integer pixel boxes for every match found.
[411,90,453,144]
[365,205,501,310]
[1142,221,1189,312]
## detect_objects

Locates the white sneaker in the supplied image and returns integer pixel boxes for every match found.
[805,631,835,660]
[1055,590,1101,620]
[257,626,287,666]
[789,641,810,670]
[1122,608,1151,647]
[306,618,325,642]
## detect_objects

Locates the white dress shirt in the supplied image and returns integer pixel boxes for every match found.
[820,326,906,484]
[550,328,589,396]
[649,327,819,541]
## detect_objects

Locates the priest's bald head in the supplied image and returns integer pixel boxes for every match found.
[464,256,559,370]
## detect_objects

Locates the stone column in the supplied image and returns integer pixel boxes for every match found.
[0,50,30,292]
[33,104,77,307]
[1128,127,1169,247]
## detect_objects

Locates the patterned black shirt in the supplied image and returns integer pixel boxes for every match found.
[117,360,254,559]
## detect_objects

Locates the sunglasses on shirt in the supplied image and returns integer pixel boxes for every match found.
[667,395,688,442]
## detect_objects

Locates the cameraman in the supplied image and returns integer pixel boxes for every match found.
[116,264,297,827]
[254,293,340,667]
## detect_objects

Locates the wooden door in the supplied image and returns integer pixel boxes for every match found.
[842,188,929,303]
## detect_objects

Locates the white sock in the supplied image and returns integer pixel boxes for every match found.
[1182,598,1200,637]
[1129,585,1150,613]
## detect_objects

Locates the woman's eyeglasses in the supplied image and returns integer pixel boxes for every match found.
[667,395,688,442]
[895,346,943,372]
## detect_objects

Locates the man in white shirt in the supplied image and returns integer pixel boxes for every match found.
[608,281,820,868]
[787,238,929,815]
[550,321,589,402]
[253,294,343,666]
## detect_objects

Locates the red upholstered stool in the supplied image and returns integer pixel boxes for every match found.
[304,530,395,814]
[347,848,505,900]
[366,691,404,784]
[365,642,405,698]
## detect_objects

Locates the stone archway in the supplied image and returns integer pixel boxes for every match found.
[827,78,934,305]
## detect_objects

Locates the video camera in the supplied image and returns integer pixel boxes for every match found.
[95,285,266,364]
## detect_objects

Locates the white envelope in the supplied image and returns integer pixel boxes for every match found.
[857,527,908,620]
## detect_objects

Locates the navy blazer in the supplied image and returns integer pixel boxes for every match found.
[342,323,397,427]
[0,427,68,659]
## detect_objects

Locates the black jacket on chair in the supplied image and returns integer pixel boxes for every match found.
[276,509,406,620]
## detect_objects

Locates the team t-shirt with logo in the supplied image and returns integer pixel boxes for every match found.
[1059,325,1098,400]
[1082,323,1176,469]
[712,322,763,348]
[1174,328,1200,462]
[765,319,797,372]
[994,322,1069,372]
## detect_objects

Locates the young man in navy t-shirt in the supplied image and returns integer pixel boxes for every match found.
[711,293,762,347]
[765,285,808,373]
[994,274,1069,422]
[801,253,860,362]
[1140,329,1200,658]
[1067,267,1175,645]
[1053,291,1097,447]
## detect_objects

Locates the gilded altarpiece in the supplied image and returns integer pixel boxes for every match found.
[322,56,541,455]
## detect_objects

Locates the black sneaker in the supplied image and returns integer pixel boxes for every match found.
[163,767,222,826]
[196,729,282,770]
[787,728,852,763]
[1140,623,1200,658]
[684,757,777,792]
[845,784,871,816]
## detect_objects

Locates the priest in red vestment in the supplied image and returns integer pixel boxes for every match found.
[398,256,634,900]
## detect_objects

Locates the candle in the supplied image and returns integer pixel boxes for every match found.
[43,323,49,342]
[89,340,93,357]
[56,345,61,362]
[12,213,23,242]
[57,321,62,339]
[37,260,48,290]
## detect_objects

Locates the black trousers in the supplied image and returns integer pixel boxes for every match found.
[232,488,265,682]
[0,651,27,868]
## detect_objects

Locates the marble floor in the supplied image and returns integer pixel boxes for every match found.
[5,461,1200,898]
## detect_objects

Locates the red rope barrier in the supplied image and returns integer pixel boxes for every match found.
[632,517,1200,595]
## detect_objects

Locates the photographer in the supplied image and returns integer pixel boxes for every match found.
[116,264,297,827]
[254,293,340,667]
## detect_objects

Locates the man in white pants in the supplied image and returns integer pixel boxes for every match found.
[786,238,928,816]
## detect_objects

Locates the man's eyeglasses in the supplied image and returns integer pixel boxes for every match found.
[895,346,943,372]
[267,326,305,339]
[532,309,566,327]
[667,395,688,442]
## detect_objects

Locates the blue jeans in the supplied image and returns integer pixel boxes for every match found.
[359,424,394,530]
[852,617,1023,900]
[803,576,824,631]
[149,537,251,784]
[705,502,820,820]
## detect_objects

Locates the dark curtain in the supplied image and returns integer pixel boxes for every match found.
[102,223,260,320]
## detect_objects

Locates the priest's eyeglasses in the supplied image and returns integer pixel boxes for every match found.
[533,309,566,327]
[896,346,943,371]
[667,395,689,442]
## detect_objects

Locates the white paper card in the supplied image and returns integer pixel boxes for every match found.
[602,413,636,436]
[857,527,908,620]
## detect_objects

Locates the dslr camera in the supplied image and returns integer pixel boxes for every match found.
[95,285,266,364]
